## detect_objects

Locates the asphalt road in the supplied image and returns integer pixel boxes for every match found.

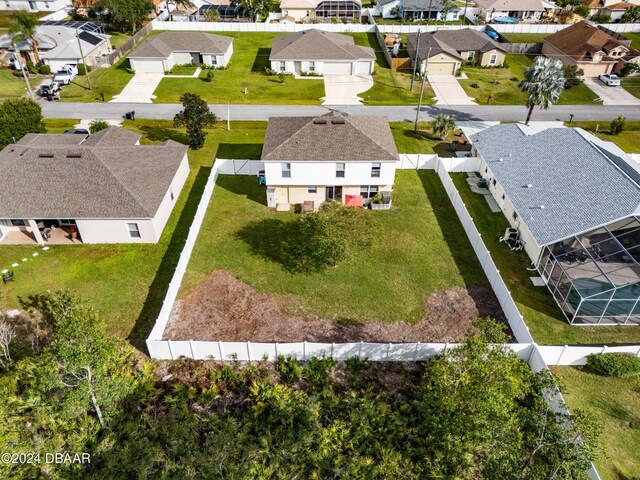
[41,102,640,122]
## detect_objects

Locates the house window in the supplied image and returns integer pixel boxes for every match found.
[279,61,286,72]
[282,162,291,178]
[306,9,310,15]
[492,179,497,186]
[360,185,379,199]
[467,51,475,62]
[336,162,345,178]
[211,56,217,65]
[489,54,498,65]
[513,211,518,220]
[170,189,174,201]
[10,219,25,226]
[127,223,141,239]
[371,163,381,178]
[484,167,488,173]
[308,186,317,193]
[308,61,315,72]
[502,193,505,200]
[29,1,36,9]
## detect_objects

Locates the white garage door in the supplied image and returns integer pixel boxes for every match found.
[356,61,372,74]
[131,59,165,73]
[324,62,352,75]
[427,62,457,75]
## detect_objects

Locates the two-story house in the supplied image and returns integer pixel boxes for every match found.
[261,112,399,211]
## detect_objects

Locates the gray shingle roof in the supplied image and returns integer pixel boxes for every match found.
[403,0,458,11]
[470,124,640,246]
[129,31,233,59]
[407,29,505,62]
[81,126,141,146]
[262,112,399,162]
[17,133,87,146]
[269,29,375,61]
[0,131,187,219]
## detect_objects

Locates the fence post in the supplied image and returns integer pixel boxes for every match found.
[218,340,224,361]
[556,345,568,365]
[359,341,363,359]
[386,343,391,361]
[189,340,195,359]
[414,342,420,361]
[246,341,252,363]
[167,340,175,360]
[303,341,307,361]
[331,342,335,358]
[275,342,279,359]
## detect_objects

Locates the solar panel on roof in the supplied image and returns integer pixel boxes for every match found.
[39,20,103,34]
[79,31,103,46]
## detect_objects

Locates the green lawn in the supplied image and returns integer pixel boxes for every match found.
[567,121,640,153]
[106,30,133,50]
[391,121,463,155]
[459,54,599,106]
[0,120,267,349]
[621,76,640,101]
[0,69,39,99]
[451,173,640,345]
[622,32,640,50]
[499,33,549,43]
[179,170,488,324]
[551,366,640,480]
[43,118,79,133]
[59,57,134,102]
[168,64,199,76]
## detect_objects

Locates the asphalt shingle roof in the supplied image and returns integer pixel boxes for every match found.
[129,31,233,59]
[269,29,375,61]
[0,128,187,219]
[407,29,505,62]
[262,112,399,162]
[470,124,640,246]
[543,21,632,61]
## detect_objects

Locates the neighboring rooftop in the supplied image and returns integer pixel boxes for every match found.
[262,112,399,162]
[403,0,461,10]
[470,124,640,246]
[0,24,109,58]
[129,31,233,58]
[543,21,634,61]
[475,0,552,11]
[407,29,505,61]
[0,127,188,219]
[269,29,375,61]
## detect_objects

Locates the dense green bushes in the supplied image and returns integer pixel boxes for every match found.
[0,297,600,480]
[0,98,46,149]
[587,352,640,377]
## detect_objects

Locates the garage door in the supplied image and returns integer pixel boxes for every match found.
[131,59,165,73]
[356,61,372,74]
[324,62,352,75]
[427,62,456,75]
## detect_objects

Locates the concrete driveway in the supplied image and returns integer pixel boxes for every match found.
[321,74,373,105]
[583,77,640,106]
[427,75,476,106]
[110,72,163,103]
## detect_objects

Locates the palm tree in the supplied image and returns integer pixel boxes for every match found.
[520,56,565,126]
[431,114,456,140]
[9,10,41,64]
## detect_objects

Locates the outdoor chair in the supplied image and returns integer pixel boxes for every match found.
[2,271,14,284]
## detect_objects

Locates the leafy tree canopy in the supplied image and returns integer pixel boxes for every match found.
[91,0,154,34]
[0,98,46,150]
[173,92,217,149]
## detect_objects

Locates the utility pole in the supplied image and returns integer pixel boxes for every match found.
[414,47,431,132]
[12,43,32,96]
[76,29,91,90]
[410,29,421,92]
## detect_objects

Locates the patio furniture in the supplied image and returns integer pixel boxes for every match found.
[2,271,14,284]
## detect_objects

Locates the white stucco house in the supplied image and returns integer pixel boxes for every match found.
[0,0,70,11]
[0,127,189,245]
[468,123,640,325]
[374,0,461,20]
[261,112,399,211]
[474,0,555,22]
[269,29,375,76]
[128,31,233,73]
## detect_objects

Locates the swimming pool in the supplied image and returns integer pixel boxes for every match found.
[493,17,519,24]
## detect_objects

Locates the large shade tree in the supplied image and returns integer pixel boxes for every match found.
[91,0,154,34]
[9,10,41,64]
[173,92,217,149]
[520,56,565,125]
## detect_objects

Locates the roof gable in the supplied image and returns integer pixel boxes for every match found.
[269,29,375,61]
[129,31,233,59]
[544,21,629,60]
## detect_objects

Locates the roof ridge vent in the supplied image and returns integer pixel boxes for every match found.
[313,118,327,124]
[66,153,82,158]
[331,118,345,125]
[527,184,533,188]
[38,153,54,158]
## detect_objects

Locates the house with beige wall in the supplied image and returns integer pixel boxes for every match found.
[468,123,640,326]
[129,32,233,73]
[0,127,189,245]
[261,113,399,211]
[542,21,638,77]
[474,0,554,22]
[279,0,362,20]
[406,29,506,75]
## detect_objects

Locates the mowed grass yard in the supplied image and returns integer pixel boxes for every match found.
[60,57,134,102]
[622,32,640,50]
[459,54,599,106]
[0,119,267,349]
[568,120,640,153]
[551,366,640,480]
[452,172,640,345]
[498,33,549,43]
[622,76,640,100]
[178,170,488,324]
[0,69,40,100]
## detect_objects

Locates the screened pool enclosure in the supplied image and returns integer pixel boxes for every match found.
[537,216,640,325]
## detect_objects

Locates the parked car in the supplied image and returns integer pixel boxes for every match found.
[39,80,60,97]
[598,73,620,86]
[53,65,78,85]
[63,128,90,135]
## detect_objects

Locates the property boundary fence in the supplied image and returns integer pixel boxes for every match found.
[105,22,154,66]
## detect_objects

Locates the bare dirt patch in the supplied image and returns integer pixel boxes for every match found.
[163,270,506,343]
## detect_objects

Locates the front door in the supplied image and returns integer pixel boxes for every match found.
[326,186,343,202]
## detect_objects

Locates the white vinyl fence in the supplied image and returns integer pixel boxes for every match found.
[435,157,534,343]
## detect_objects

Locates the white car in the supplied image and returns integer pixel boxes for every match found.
[53,69,74,85]
[599,73,620,86]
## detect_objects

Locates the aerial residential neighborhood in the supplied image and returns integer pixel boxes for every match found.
[0,0,639,478]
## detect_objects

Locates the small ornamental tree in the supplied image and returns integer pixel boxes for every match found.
[520,56,565,125]
[431,113,456,140]
[173,92,217,149]
[563,64,584,88]
[89,119,109,133]
[610,115,626,135]
[0,98,46,149]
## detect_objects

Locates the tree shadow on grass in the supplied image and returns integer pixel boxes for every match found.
[127,166,211,353]
[235,218,303,273]
[138,125,190,145]
[251,48,271,73]
[215,173,266,206]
